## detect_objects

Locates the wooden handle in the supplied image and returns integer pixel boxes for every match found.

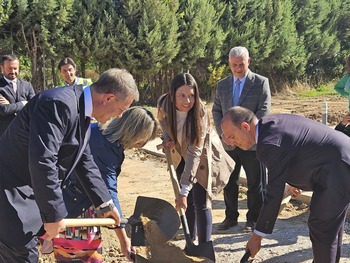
[64,218,117,227]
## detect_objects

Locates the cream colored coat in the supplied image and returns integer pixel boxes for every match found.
[157,94,235,199]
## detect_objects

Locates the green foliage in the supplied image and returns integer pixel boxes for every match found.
[0,0,348,97]
[293,0,341,82]
[298,84,337,97]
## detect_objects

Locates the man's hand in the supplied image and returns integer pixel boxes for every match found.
[101,206,121,227]
[285,185,302,199]
[341,113,350,126]
[0,96,9,105]
[246,232,262,257]
[44,220,66,241]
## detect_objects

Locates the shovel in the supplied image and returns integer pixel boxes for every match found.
[128,195,180,246]
[162,146,216,262]
[240,250,254,263]
[41,196,180,254]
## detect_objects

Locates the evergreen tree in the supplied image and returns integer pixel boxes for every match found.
[293,0,340,83]
[174,0,221,72]
[113,0,180,103]
[260,0,306,88]
[0,0,73,90]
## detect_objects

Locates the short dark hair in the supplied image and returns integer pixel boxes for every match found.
[57,57,76,70]
[1,54,18,65]
[225,106,256,127]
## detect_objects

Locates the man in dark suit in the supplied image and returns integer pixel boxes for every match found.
[0,68,139,262]
[221,106,350,263]
[0,54,35,136]
[212,46,271,231]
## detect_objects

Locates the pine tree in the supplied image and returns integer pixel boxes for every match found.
[293,0,340,83]
[1,0,74,91]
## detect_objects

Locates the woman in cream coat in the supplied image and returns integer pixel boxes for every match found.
[157,73,235,243]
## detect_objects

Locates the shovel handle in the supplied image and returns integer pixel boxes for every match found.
[240,250,251,263]
[64,218,128,227]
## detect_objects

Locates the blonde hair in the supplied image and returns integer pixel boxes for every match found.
[100,106,157,149]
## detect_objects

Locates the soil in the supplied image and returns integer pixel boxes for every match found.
[39,93,350,262]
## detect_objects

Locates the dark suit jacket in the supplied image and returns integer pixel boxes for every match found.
[212,70,271,151]
[255,114,350,234]
[0,77,35,136]
[63,122,125,219]
[0,85,111,247]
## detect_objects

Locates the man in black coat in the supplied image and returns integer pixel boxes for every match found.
[0,68,139,262]
[0,54,35,136]
[221,106,350,263]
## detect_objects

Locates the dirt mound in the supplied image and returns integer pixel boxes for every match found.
[136,216,213,263]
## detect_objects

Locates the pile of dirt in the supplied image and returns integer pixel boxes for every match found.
[136,216,213,263]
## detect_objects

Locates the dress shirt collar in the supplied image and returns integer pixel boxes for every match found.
[4,76,17,84]
[83,86,93,118]
[233,69,249,88]
[64,78,78,86]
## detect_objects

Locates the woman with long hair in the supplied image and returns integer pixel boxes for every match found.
[157,73,234,244]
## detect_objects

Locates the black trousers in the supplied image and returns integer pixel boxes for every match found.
[309,160,350,263]
[176,158,212,243]
[224,148,265,222]
[0,238,38,263]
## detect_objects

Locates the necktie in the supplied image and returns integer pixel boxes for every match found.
[10,81,17,93]
[233,79,241,106]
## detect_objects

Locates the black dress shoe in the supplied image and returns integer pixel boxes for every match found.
[244,221,256,232]
[217,219,238,230]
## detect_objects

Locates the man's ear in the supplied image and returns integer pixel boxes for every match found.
[241,121,251,131]
[104,93,116,103]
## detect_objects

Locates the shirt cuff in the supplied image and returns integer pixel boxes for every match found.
[96,200,114,210]
[180,184,193,196]
[254,229,267,238]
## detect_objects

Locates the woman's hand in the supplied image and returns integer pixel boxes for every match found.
[175,194,187,211]
[115,228,135,261]
[162,137,175,149]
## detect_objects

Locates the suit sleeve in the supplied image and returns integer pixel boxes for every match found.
[255,77,271,119]
[27,83,36,100]
[212,82,224,136]
[0,100,26,116]
[29,98,70,223]
[255,144,289,234]
[0,82,36,116]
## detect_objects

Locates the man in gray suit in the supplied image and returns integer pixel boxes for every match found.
[0,54,35,136]
[0,68,139,262]
[221,106,350,263]
[212,46,271,231]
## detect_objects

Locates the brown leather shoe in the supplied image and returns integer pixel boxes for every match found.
[217,219,238,230]
[244,221,256,232]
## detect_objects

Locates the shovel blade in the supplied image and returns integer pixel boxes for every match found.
[129,196,180,246]
[185,241,215,262]
[131,253,151,263]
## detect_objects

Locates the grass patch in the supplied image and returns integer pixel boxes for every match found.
[298,83,337,97]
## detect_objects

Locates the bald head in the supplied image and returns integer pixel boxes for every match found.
[221,106,258,150]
